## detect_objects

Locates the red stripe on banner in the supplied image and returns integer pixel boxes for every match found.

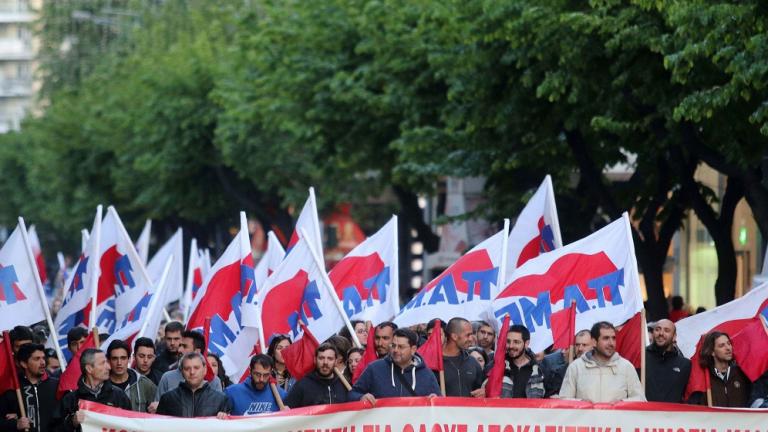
[81,397,765,419]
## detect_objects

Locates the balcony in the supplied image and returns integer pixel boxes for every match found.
[0,1,34,23]
[0,77,32,97]
[0,37,33,60]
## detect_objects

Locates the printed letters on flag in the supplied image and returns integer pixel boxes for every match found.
[146,228,184,306]
[242,231,285,328]
[394,225,509,328]
[0,224,48,330]
[186,212,256,383]
[258,233,350,345]
[506,175,562,278]
[329,216,398,325]
[493,213,643,353]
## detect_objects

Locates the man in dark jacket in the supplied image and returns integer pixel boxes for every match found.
[284,343,349,408]
[350,328,440,405]
[540,330,593,397]
[645,319,691,403]
[0,343,60,432]
[442,318,484,397]
[156,352,230,418]
[152,321,184,374]
[133,337,162,385]
[60,349,132,432]
[485,325,546,398]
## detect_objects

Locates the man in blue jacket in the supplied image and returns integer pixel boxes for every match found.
[226,354,287,415]
[350,328,440,406]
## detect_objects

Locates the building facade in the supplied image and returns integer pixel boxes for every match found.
[0,0,37,133]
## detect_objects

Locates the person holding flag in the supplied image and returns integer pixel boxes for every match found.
[283,343,350,408]
[0,343,60,432]
[225,354,287,415]
[689,331,750,407]
[350,328,440,405]
[558,322,645,402]
[442,318,485,397]
[486,325,546,399]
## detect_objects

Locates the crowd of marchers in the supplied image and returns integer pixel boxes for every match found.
[1,317,767,432]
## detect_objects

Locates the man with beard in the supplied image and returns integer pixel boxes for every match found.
[559,322,645,402]
[226,354,287,415]
[373,322,397,359]
[0,343,60,432]
[645,319,691,402]
[443,318,485,397]
[350,328,440,405]
[490,325,546,398]
[475,322,495,357]
[107,340,157,412]
[690,331,750,407]
[284,344,349,408]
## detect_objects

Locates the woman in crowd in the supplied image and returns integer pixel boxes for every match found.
[268,335,296,391]
[207,353,233,389]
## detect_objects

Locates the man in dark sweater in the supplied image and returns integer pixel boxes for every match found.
[151,321,184,374]
[284,343,349,408]
[442,318,485,397]
[60,349,131,432]
[645,319,691,403]
[156,352,230,418]
[0,343,60,432]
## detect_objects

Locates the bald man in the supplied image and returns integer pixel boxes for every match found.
[645,319,691,402]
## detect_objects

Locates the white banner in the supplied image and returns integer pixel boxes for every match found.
[81,398,767,432]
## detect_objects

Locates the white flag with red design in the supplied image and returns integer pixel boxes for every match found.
[147,228,184,306]
[506,175,562,280]
[27,225,49,286]
[181,238,205,320]
[394,222,509,328]
[493,213,643,353]
[257,231,354,346]
[135,220,151,266]
[242,231,285,328]
[51,206,102,359]
[94,207,156,335]
[287,187,324,265]
[187,212,257,383]
[329,216,399,325]
[0,221,49,330]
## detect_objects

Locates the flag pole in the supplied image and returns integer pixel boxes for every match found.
[3,332,27,432]
[88,206,103,334]
[299,228,362,348]
[91,327,100,349]
[334,367,352,391]
[17,217,68,371]
[270,380,286,410]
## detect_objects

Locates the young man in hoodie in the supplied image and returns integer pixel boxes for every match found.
[226,354,287,415]
[559,321,645,403]
[493,325,546,399]
[350,328,440,406]
[106,340,157,412]
[0,343,60,432]
[284,343,349,408]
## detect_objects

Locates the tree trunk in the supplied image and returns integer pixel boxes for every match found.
[634,240,668,320]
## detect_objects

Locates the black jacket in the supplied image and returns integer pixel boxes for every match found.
[151,349,179,374]
[441,351,484,397]
[645,345,691,403]
[156,382,230,418]
[284,371,349,408]
[60,378,131,432]
[0,373,60,432]
[540,351,568,398]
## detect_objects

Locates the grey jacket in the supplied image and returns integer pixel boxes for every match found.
[113,369,157,412]
[154,367,222,401]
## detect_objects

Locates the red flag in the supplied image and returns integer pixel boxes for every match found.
[550,302,576,350]
[352,325,378,383]
[0,332,20,394]
[57,331,96,399]
[616,312,643,368]
[202,317,215,382]
[485,315,510,398]
[418,321,444,371]
[684,335,708,400]
[731,316,768,381]
[281,323,319,381]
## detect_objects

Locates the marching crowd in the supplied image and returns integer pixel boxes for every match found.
[1,316,767,432]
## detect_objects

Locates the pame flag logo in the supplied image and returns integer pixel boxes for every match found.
[64,255,89,303]
[402,250,498,312]
[120,292,152,327]
[261,269,327,340]
[0,264,26,305]
[330,253,390,318]
[516,217,556,267]
[495,252,625,333]
[113,254,136,296]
